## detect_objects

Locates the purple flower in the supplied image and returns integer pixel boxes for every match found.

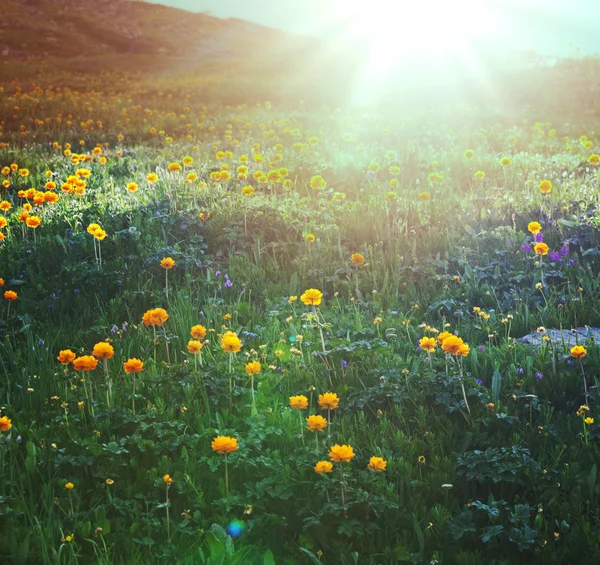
[479,345,485,353]
[549,251,561,262]
[476,379,484,386]
[567,359,574,366]
[522,243,532,253]
[38,339,45,346]
[560,244,569,256]
[568,259,575,267]
[224,279,233,288]
[536,372,544,380]
[111,325,118,334]
[341,359,348,370]
[517,367,524,374]
[215,270,221,277]
[534,232,544,243]
[122,322,128,333]
[74,289,80,294]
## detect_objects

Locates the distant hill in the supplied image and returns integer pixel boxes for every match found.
[0,0,307,59]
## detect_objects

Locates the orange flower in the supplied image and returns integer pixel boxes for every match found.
[126,182,139,193]
[306,414,327,431]
[538,180,552,194]
[442,335,468,356]
[123,358,144,373]
[351,253,365,265]
[25,216,41,229]
[3,290,17,301]
[314,460,333,474]
[571,345,587,359]
[147,173,159,183]
[190,325,207,339]
[221,331,242,353]
[211,436,239,454]
[0,278,4,286]
[367,456,387,472]
[163,474,173,485]
[187,340,202,354]
[72,355,98,372]
[0,415,12,432]
[160,257,175,269]
[57,349,76,365]
[168,163,182,173]
[0,217,7,229]
[534,243,549,255]
[92,342,114,360]
[328,444,356,463]
[289,395,308,410]
[142,308,168,327]
[318,392,339,410]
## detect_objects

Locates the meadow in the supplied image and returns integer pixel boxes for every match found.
[1,63,600,564]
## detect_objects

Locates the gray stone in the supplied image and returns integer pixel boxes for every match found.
[518,327,600,349]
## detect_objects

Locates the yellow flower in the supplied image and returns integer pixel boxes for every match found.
[500,157,512,167]
[4,290,17,301]
[437,331,452,345]
[147,173,158,183]
[221,331,242,353]
[318,392,339,410]
[242,185,254,197]
[464,149,474,159]
[351,253,365,265]
[585,417,594,425]
[126,182,138,193]
[419,337,436,352]
[160,257,175,269]
[105,478,114,485]
[92,342,114,361]
[123,358,144,374]
[528,222,542,234]
[367,456,387,472]
[300,288,323,306]
[168,163,182,173]
[163,474,173,485]
[306,233,316,243]
[309,175,326,190]
[588,154,600,165]
[442,335,469,356]
[65,482,75,490]
[571,345,587,359]
[328,444,356,463]
[188,340,203,354]
[534,243,549,255]
[211,436,239,454]
[26,216,41,229]
[289,395,308,410]
[0,416,12,432]
[539,180,552,194]
[474,170,486,180]
[245,361,261,375]
[314,460,333,474]
[419,192,431,202]
[190,325,207,339]
[306,414,327,431]
[142,308,169,327]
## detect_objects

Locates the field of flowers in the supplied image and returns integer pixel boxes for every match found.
[1,70,600,565]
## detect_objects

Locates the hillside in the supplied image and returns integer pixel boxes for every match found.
[0,0,305,60]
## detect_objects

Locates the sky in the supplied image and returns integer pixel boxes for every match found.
[146,0,600,56]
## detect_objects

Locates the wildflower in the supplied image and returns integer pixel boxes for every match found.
[309,175,326,190]
[126,182,138,193]
[105,478,114,485]
[168,163,182,173]
[314,461,333,474]
[328,444,356,463]
[163,474,173,485]
[300,288,323,306]
[160,257,175,269]
[588,154,600,165]
[147,173,158,183]
[442,335,470,357]
[0,416,12,432]
[419,192,431,202]
[142,308,168,327]
[474,170,486,180]
[318,392,339,410]
[305,234,315,243]
[571,345,587,359]
[549,251,561,262]
[65,482,74,490]
[190,325,207,339]
[418,455,426,464]
[221,331,242,353]
[242,185,254,197]
[437,331,452,345]
[123,358,144,373]
[289,395,308,410]
[539,180,552,194]
[188,340,203,354]
[351,253,365,265]
[367,456,387,472]
[500,157,512,167]
[92,342,114,360]
[245,361,261,375]
[534,243,549,255]
[419,337,436,352]
[307,414,327,431]
[72,356,98,372]
[534,232,544,243]
[25,216,41,229]
[211,436,239,454]
[528,221,542,234]
[585,418,594,425]
[4,290,17,301]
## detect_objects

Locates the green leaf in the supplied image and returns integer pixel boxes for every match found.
[492,370,502,404]
[263,549,276,565]
[298,547,322,565]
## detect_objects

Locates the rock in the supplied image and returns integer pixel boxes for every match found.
[518,327,600,349]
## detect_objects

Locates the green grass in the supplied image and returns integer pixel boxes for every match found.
[1,64,600,564]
